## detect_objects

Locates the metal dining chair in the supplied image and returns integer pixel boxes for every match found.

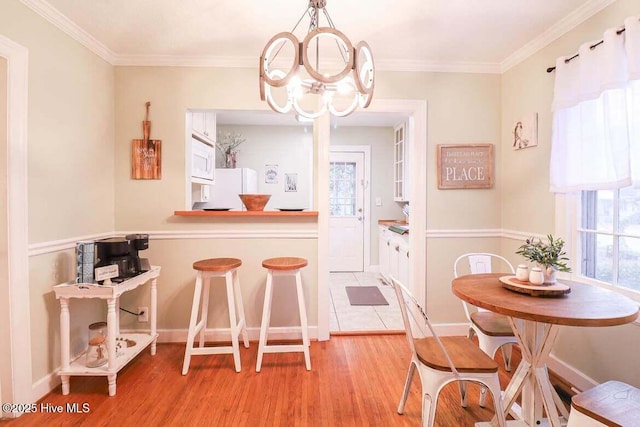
[453,252,518,407]
[391,277,507,427]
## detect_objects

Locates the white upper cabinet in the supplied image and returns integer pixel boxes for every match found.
[393,121,409,202]
[191,111,216,142]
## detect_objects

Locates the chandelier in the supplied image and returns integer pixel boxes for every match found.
[259,0,375,119]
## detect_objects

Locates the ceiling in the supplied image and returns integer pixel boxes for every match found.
[24,0,615,126]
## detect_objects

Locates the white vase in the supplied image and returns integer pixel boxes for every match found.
[515,264,529,281]
[529,267,544,285]
[541,265,557,284]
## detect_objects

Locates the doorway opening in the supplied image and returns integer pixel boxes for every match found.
[316,99,426,341]
[327,122,408,333]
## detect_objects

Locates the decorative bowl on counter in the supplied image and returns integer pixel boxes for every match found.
[239,194,271,211]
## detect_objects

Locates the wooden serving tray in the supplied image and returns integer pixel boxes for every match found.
[499,275,571,297]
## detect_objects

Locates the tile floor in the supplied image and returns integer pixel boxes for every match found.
[329,272,404,332]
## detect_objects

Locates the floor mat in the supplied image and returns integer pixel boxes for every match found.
[345,286,389,306]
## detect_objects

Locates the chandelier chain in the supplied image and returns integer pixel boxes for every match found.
[322,8,350,63]
[267,7,310,68]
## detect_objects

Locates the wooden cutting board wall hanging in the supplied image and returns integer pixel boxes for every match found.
[132,101,162,179]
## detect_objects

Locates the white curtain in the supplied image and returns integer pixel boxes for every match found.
[550,15,640,193]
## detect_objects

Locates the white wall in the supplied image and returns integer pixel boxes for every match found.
[217,124,313,210]
[500,0,640,387]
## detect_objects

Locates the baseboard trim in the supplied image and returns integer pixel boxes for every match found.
[547,353,598,394]
[130,324,470,342]
[31,371,62,403]
[153,326,319,343]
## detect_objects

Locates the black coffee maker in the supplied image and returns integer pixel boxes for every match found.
[95,234,150,280]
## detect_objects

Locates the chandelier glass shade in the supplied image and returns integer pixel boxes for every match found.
[259,0,375,119]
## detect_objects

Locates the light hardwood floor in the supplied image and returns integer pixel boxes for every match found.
[5,335,549,426]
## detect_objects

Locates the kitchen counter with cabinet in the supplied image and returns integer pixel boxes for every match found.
[378,222,410,285]
[378,219,409,232]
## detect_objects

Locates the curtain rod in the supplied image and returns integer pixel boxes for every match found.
[546,27,626,73]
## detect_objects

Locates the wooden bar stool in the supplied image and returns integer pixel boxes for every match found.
[182,258,249,375]
[256,257,311,372]
[567,380,640,426]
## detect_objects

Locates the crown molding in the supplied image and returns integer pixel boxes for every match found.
[21,0,618,74]
[20,0,117,64]
[500,0,618,73]
[375,59,501,74]
[114,54,502,74]
[111,55,257,68]
[19,0,501,73]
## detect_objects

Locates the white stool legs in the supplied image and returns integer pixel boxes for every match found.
[182,265,249,375]
[256,268,311,372]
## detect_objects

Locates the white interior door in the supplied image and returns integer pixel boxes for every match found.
[329,151,365,272]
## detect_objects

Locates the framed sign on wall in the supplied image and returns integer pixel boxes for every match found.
[436,144,493,189]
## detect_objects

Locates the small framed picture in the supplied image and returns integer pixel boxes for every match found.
[513,113,538,150]
[436,144,494,189]
[265,164,278,184]
[285,173,298,192]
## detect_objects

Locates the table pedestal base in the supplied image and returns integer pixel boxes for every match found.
[477,420,565,427]
[496,319,569,427]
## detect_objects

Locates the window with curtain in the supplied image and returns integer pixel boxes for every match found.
[551,15,640,294]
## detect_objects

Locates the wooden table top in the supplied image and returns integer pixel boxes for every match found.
[452,273,639,327]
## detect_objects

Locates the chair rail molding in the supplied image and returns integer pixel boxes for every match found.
[28,230,319,257]
[424,228,545,241]
[28,228,545,257]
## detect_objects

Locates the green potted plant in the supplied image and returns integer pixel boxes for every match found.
[515,234,571,284]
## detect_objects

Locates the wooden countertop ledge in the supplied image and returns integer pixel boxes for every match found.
[174,210,318,217]
[378,219,408,227]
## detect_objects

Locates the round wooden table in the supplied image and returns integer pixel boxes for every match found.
[452,273,639,427]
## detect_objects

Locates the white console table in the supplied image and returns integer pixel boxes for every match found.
[53,266,160,396]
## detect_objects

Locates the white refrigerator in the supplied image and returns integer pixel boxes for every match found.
[210,168,258,210]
